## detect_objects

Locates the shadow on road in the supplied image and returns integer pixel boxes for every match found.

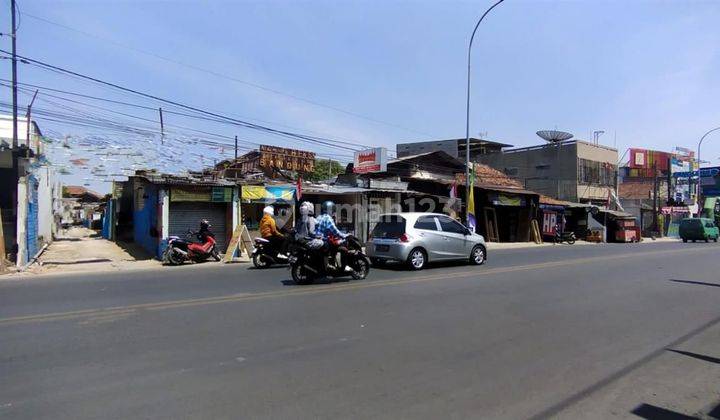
[373,260,472,272]
[630,403,696,419]
[670,279,720,288]
[667,349,720,365]
[281,276,353,286]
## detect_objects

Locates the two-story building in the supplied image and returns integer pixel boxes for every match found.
[475,140,618,205]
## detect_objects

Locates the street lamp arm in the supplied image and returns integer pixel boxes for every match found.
[465,0,506,227]
[699,126,720,153]
[695,126,720,210]
[467,0,506,61]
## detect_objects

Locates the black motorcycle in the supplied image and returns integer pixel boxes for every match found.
[554,230,577,245]
[288,235,370,285]
[252,237,289,268]
[251,229,297,268]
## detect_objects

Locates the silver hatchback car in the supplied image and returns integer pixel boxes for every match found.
[366,212,487,270]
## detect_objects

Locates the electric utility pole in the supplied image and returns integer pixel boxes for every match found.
[10,0,18,148]
[652,163,659,235]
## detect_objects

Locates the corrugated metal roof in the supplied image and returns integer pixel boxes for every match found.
[135,173,236,187]
[302,185,440,197]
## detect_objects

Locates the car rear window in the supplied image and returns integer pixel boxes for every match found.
[372,215,406,239]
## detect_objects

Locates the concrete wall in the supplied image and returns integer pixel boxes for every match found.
[477,141,619,203]
[36,165,59,243]
[16,177,27,266]
[576,141,618,164]
[476,143,579,201]
[397,140,459,158]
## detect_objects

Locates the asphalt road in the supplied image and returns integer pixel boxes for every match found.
[2,241,720,419]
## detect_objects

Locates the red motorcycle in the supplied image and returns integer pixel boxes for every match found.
[162,220,221,265]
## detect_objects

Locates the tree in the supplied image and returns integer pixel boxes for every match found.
[304,159,345,182]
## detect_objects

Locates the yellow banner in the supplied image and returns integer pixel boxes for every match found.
[171,188,210,202]
[241,186,267,201]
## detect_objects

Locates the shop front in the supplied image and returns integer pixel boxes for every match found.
[168,185,237,252]
[118,173,239,258]
[240,184,296,237]
[475,187,539,242]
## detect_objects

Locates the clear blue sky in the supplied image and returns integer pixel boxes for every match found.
[4,0,720,191]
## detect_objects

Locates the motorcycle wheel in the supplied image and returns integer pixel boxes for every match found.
[163,249,182,266]
[291,263,314,285]
[350,256,370,280]
[567,237,576,245]
[252,253,270,268]
[211,248,221,262]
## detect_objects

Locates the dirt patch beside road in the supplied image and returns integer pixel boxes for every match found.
[16,227,161,277]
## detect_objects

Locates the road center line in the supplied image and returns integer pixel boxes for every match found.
[0,247,711,326]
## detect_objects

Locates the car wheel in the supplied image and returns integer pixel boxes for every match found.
[407,248,427,271]
[714,237,718,243]
[706,238,710,243]
[682,238,687,243]
[469,245,486,265]
[692,240,696,243]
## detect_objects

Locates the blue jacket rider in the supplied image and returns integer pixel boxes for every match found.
[315,200,348,240]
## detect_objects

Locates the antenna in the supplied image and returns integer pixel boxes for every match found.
[593,130,605,145]
[536,130,573,143]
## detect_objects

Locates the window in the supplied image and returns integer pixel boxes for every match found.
[438,216,468,234]
[578,158,616,186]
[414,216,438,231]
[504,167,519,177]
[371,215,406,239]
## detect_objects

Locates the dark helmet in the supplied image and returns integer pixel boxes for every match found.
[320,200,336,216]
[200,219,211,230]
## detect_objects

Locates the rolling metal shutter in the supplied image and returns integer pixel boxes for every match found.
[168,202,228,252]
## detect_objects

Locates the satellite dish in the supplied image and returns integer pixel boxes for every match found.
[536,130,573,143]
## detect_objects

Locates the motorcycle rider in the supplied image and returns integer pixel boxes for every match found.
[315,200,348,269]
[198,219,215,241]
[295,201,317,241]
[315,200,347,241]
[260,205,288,257]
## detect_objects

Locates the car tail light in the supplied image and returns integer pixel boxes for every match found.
[399,233,412,243]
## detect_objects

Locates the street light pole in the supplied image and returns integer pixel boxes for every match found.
[465,0,505,226]
[695,126,720,215]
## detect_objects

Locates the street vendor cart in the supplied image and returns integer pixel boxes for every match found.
[614,217,639,243]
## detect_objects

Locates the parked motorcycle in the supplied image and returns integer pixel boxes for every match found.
[288,235,370,285]
[554,230,577,245]
[163,227,221,265]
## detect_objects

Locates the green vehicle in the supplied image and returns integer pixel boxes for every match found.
[679,218,719,243]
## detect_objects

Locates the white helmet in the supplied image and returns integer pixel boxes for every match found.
[300,201,314,216]
[263,205,274,216]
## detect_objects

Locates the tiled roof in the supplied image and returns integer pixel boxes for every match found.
[64,185,103,199]
[473,163,524,189]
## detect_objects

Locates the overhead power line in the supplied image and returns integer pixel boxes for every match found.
[1,50,373,154]
[21,11,435,138]
[0,78,393,153]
